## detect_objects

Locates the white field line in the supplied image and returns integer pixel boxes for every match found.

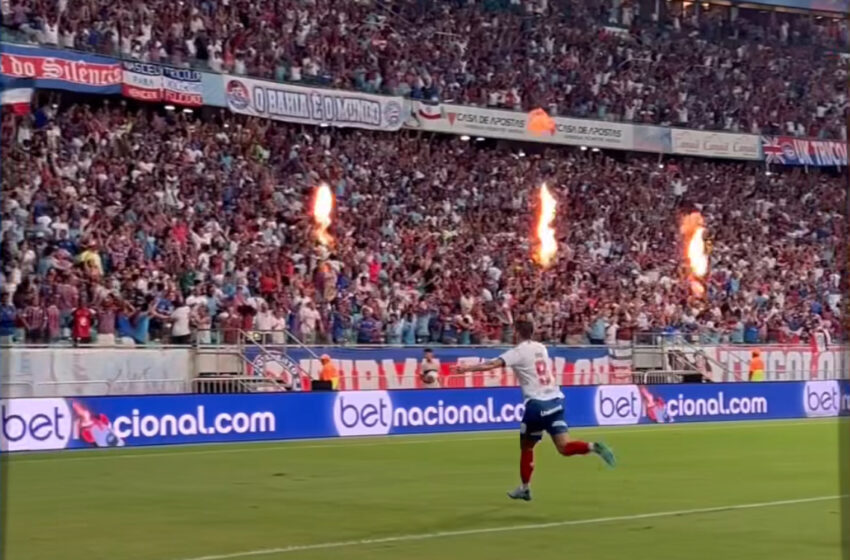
[174,494,847,560]
[4,417,841,465]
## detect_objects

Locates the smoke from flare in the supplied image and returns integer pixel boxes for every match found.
[680,212,708,296]
[535,183,557,267]
[313,183,334,246]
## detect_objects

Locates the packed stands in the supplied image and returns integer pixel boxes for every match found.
[2,0,848,138]
[1,102,843,346]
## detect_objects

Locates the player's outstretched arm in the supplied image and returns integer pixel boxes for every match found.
[453,358,505,375]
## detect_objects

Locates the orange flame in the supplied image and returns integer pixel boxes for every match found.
[534,183,557,267]
[680,212,708,296]
[313,183,334,246]
[527,108,556,136]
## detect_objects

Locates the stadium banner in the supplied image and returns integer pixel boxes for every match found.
[245,344,844,389]
[1,348,191,398]
[405,101,660,151]
[244,346,622,389]
[162,67,204,107]
[762,135,847,167]
[664,344,845,383]
[122,61,162,102]
[222,76,406,131]
[670,129,761,160]
[2,381,847,452]
[743,0,848,13]
[0,43,122,94]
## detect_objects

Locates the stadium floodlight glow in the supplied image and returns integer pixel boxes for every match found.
[320,122,329,128]
[460,135,471,141]
[182,108,193,114]
[765,170,773,177]
[658,163,665,169]
[518,150,526,158]
[475,137,485,142]
[580,145,588,151]
[591,147,600,153]
[164,105,176,111]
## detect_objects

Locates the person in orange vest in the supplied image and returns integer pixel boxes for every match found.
[319,354,339,390]
[748,349,765,382]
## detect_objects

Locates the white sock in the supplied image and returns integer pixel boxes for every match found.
[520,482,529,491]
[589,442,597,452]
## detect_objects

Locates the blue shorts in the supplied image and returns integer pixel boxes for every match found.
[520,397,568,442]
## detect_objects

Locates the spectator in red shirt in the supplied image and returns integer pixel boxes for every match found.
[45,295,61,343]
[22,295,47,344]
[72,296,95,346]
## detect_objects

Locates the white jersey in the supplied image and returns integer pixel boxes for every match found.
[420,358,441,388]
[500,341,563,402]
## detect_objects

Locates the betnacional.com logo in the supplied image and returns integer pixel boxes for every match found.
[1,398,73,452]
[333,391,393,437]
[803,380,841,418]
[593,385,641,426]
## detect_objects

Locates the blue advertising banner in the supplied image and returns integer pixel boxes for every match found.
[0,43,122,94]
[243,345,620,389]
[1,381,847,452]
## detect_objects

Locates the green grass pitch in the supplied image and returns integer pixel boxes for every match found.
[4,419,847,560]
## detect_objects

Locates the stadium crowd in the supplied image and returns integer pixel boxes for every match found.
[2,0,848,139]
[1,103,844,347]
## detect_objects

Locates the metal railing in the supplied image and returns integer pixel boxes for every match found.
[631,370,710,384]
[192,375,291,394]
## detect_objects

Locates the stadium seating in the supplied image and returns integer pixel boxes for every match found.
[2,0,847,138]
[1,103,843,346]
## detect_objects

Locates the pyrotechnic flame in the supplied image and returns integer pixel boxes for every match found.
[680,212,708,296]
[527,108,556,136]
[313,183,334,246]
[535,183,557,268]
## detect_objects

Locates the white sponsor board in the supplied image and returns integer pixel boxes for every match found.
[333,391,393,437]
[223,76,406,131]
[802,380,845,417]
[666,345,845,382]
[1,348,191,397]
[670,129,760,160]
[406,101,635,150]
[594,385,642,425]
[0,398,73,451]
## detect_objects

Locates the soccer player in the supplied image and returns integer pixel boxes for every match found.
[452,320,616,501]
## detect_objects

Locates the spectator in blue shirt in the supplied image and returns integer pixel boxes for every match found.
[744,320,761,344]
[357,314,377,344]
[385,313,403,345]
[415,301,431,343]
[401,311,416,346]
[0,293,17,344]
[588,315,607,345]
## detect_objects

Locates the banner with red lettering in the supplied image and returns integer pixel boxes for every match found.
[762,136,847,167]
[665,344,844,382]
[0,43,121,94]
[122,61,162,102]
[244,346,617,390]
[162,67,203,107]
[244,344,844,391]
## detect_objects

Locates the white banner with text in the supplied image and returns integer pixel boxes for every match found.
[670,129,761,160]
[1,348,192,397]
[223,76,406,131]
